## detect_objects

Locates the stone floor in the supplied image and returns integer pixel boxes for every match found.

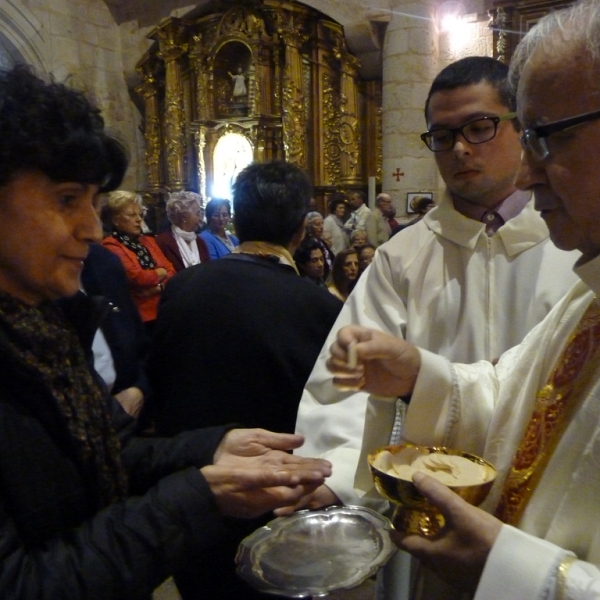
[153,576,376,600]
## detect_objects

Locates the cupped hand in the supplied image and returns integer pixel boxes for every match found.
[273,483,341,516]
[213,428,331,480]
[201,465,327,519]
[392,472,502,593]
[327,325,421,397]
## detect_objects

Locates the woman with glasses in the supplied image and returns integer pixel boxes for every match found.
[102,191,176,331]
[200,198,239,259]
[156,191,211,272]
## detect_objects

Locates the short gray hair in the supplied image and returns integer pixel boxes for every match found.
[509,0,600,93]
[166,191,203,225]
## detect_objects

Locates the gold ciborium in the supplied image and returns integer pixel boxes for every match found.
[368,444,497,537]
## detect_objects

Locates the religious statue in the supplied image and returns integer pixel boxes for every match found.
[228,66,247,103]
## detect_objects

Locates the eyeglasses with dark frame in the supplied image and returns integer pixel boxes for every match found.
[420,112,517,152]
[520,109,600,161]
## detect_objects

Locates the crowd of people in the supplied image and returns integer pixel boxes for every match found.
[3,1,600,598]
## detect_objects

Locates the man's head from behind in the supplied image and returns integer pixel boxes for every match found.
[423,56,521,208]
[233,160,311,247]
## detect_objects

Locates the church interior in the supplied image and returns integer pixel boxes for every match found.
[1,0,571,222]
[0,1,577,600]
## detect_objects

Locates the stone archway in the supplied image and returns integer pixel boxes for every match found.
[0,1,48,73]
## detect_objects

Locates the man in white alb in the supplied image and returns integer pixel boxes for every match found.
[292,55,580,599]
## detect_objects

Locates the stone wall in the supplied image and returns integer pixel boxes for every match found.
[1,0,142,190]
[381,0,492,217]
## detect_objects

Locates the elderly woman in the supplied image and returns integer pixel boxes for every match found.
[327,248,359,301]
[199,198,239,259]
[305,211,334,278]
[102,190,176,330]
[0,65,329,600]
[155,191,210,272]
[350,228,367,251]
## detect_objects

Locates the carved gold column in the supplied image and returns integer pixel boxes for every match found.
[280,29,307,169]
[189,34,211,122]
[336,48,362,185]
[135,60,162,193]
[193,126,207,198]
[154,18,188,191]
[363,79,382,183]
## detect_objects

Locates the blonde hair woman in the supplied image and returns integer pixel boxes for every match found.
[101,190,175,330]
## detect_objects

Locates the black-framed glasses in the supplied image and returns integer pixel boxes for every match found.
[520,109,600,161]
[420,112,516,152]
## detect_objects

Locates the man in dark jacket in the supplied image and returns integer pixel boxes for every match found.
[148,160,343,599]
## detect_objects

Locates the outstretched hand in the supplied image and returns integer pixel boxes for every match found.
[207,428,332,518]
[273,483,341,516]
[326,325,421,397]
[214,428,306,462]
[201,464,328,519]
[393,472,502,593]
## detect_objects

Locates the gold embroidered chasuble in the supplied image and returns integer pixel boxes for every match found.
[495,299,600,525]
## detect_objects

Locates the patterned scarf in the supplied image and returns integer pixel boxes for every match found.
[0,293,128,508]
[112,229,156,269]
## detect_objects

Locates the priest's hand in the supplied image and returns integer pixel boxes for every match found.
[327,325,421,397]
[393,472,502,593]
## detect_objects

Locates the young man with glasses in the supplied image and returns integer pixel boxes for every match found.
[292,56,580,599]
[326,2,600,598]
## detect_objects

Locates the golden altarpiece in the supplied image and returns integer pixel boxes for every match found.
[134,0,382,218]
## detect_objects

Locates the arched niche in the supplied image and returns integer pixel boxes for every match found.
[214,41,252,118]
[136,0,382,215]
[212,131,254,199]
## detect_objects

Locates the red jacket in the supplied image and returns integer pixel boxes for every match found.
[101,235,176,322]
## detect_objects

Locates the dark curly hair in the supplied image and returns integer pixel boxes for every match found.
[0,65,128,191]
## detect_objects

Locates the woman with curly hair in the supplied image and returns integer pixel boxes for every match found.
[0,64,329,600]
[155,190,210,272]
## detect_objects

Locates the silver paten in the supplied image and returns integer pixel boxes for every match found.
[235,505,396,598]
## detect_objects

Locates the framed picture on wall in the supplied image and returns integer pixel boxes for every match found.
[406,192,433,214]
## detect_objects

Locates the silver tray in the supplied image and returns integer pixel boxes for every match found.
[235,505,396,598]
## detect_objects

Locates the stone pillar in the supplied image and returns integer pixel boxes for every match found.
[382,0,440,216]
[154,18,188,192]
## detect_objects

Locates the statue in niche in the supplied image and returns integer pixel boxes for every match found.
[228,66,247,104]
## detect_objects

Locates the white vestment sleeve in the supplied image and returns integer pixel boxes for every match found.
[475,525,573,600]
